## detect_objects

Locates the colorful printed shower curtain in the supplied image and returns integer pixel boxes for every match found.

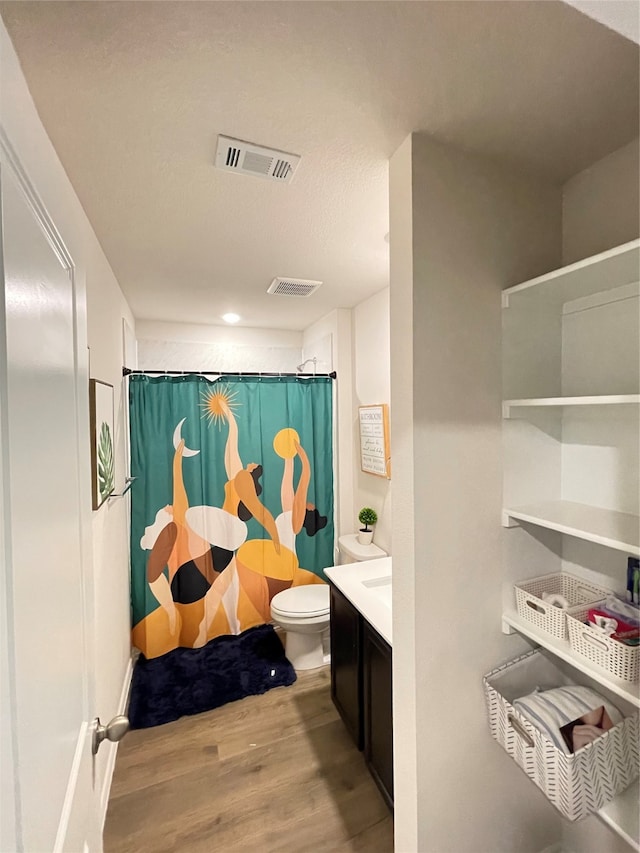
[129,374,333,659]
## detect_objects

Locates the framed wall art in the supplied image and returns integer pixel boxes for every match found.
[358,404,391,479]
[89,379,115,509]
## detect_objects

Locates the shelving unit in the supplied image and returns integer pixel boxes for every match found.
[599,780,640,851]
[501,239,640,308]
[501,240,640,852]
[503,395,640,417]
[503,500,640,556]
[502,609,639,709]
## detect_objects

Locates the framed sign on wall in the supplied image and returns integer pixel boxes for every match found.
[358,404,391,479]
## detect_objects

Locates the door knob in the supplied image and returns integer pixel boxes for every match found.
[92,715,130,755]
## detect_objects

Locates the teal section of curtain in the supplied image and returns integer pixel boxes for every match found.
[129,374,333,628]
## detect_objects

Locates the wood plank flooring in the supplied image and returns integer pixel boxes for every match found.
[104,667,393,853]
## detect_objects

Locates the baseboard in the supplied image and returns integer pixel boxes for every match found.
[53,721,89,853]
[99,655,133,830]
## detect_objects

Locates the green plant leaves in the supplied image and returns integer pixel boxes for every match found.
[98,421,115,500]
[358,506,377,528]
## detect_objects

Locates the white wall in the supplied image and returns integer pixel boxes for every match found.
[0,14,135,840]
[562,137,639,264]
[0,334,16,853]
[390,132,563,853]
[86,245,136,825]
[136,320,302,373]
[353,288,391,554]
[303,309,354,555]
[388,135,419,849]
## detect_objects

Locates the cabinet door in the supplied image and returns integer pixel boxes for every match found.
[330,585,363,749]
[363,622,394,809]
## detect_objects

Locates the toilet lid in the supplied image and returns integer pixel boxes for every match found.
[271,584,330,617]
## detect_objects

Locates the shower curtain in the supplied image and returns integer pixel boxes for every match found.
[129,374,333,659]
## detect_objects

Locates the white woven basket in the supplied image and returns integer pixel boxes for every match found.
[514,573,609,640]
[483,651,639,821]
[567,604,639,683]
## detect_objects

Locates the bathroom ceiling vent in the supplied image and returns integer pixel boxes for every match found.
[215,135,301,183]
[267,277,323,298]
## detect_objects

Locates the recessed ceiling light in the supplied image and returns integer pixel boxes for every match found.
[222,312,240,324]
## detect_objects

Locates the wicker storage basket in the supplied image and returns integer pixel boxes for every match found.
[515,573,609,640]
[483,650,639,821]
[567,604,639,683]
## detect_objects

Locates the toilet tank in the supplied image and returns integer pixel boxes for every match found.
[338,533,387,564]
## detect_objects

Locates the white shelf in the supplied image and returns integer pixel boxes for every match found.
[503,395,640,417]
[503,501,640,556]
[502,239,640,308]
[598,779,640,852]
[502,609,640,709]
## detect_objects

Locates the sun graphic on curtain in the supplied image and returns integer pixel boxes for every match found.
[199,385,240,426]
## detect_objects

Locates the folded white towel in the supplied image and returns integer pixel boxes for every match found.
[513,685,623,755]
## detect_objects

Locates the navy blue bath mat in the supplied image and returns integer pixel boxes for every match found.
[128,624,297,728]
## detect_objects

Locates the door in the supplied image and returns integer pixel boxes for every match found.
[0,140,100,851]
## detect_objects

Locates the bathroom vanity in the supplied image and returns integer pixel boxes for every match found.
[324,558,393,809]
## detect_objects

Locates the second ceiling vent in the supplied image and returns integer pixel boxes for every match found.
[267,277,322,297]
[215,135,301,183]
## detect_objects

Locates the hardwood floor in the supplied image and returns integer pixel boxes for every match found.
[104,667,393,853]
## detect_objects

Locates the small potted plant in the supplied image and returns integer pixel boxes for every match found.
[358,507,378,545]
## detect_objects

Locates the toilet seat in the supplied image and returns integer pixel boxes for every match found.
[271,584,329,618]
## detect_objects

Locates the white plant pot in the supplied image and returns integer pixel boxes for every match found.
[358,529,374,546]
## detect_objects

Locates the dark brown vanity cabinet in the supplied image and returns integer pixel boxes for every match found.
[329,584,363,749]
[329,583,393,808]
[363,621,394,809]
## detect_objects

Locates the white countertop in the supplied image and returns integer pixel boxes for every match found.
[325,557,392,646]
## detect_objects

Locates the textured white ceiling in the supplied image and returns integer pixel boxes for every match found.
[1,1,638,330]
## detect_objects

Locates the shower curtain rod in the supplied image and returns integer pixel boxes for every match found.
[122,368,337,379]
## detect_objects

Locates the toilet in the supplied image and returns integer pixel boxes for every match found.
[271,584,331,671]
[336,533,387,564]
[270,534,387,670]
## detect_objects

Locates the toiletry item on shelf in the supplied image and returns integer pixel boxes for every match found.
[513,685,623,756]
[592,596,640,631]
[605,591,640,624]
[586,602,640,646]
[589,613,618,636]
[541,591,570,609]
[627,557,640,604]
[593,593,640,644]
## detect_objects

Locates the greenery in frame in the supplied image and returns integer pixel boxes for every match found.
[98,421,115,500]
